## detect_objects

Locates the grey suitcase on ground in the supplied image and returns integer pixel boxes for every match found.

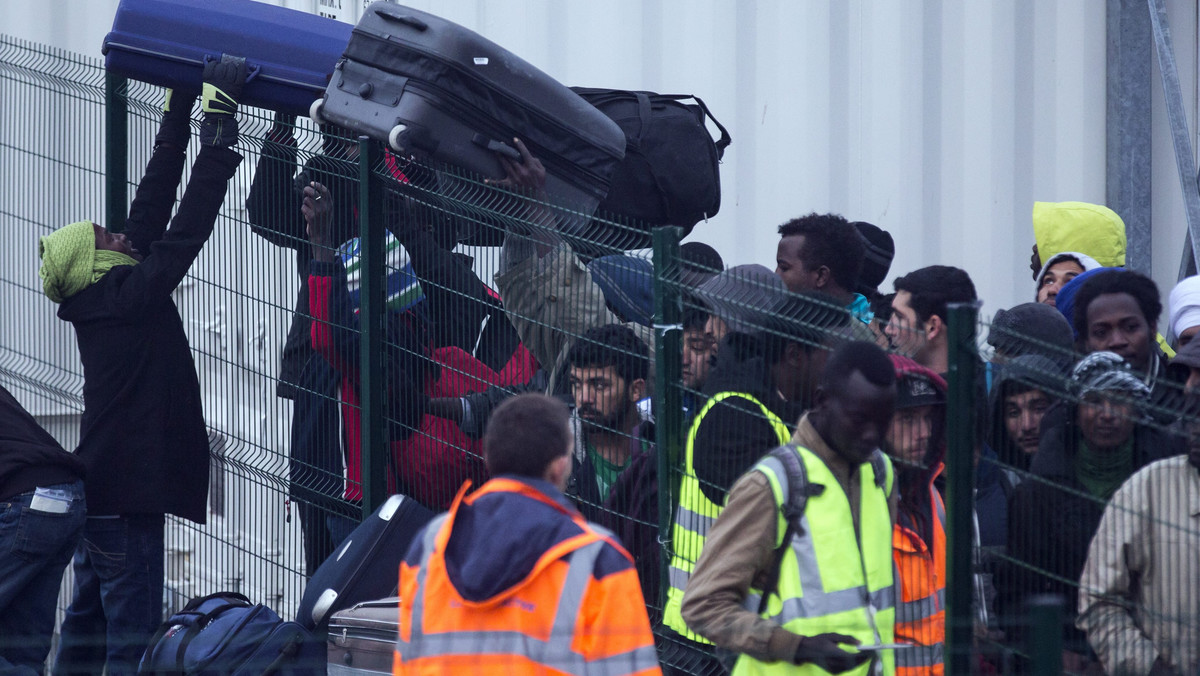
[327,597,400,675]
[312,1,626,247]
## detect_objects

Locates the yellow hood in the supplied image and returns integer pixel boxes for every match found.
[1032,201,1126,268]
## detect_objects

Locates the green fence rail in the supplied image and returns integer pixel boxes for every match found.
[4,35,1200,675]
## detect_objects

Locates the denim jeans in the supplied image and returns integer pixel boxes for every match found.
[0,481,86,676]
[53,514,164,676]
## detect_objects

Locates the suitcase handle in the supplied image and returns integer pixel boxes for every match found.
[375,5,430,32]
[472,134,522,162]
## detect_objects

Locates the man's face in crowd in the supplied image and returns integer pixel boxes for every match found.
[1076,392,1136,451]
[1179,325,1200,349]
[568,365,640,433]
[1037,260,1085,307]
[821,370,896,466]
[1004,388,1051,456]
[1003,389,1051,458]
[885,404,941,467]
[775,235,818,294]
[885,291,929,361]
[681,326,717,390]
[93,223,143,261]
[1083,292,1153,374]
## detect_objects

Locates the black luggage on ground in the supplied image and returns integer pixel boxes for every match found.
[295,493,434,635]
[102,0,352,116]
[312,1,626,246]
[139,592,323,675]
[571,88,732,239]
[326,597,400,675]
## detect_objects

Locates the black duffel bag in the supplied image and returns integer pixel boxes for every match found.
[572,88,732,239]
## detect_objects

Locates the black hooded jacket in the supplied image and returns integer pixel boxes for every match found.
[690,333,802,506]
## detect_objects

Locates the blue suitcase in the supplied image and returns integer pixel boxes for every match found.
[295,493,435,636]
[102,0,352,116]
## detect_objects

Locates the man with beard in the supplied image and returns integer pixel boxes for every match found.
[562,324,659,606]
[883,356,948,675]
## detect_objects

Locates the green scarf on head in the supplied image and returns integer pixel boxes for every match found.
[39,220,139,303]
[1074,438,1135,500]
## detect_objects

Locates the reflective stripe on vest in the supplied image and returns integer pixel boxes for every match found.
[397,518,659,676]
[732,445,897,676]
[662,391,790,642]
[894,483,946,676]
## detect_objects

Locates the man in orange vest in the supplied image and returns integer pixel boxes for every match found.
[394,393,662,676]
[884,355,948,675]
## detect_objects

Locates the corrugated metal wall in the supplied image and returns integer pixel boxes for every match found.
[6,0,1199,330]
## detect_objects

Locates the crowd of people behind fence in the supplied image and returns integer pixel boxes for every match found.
[2,74,1199,676]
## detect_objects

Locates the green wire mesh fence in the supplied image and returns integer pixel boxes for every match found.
[4,35,1200,675]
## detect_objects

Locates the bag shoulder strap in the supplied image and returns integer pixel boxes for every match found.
[648,93,732,157]
[757,445,825,614]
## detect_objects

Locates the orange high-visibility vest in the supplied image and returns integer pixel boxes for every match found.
[892,473,947,676]
[394,479,662,676]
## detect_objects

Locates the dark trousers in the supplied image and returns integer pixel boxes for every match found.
[0,481,86,675]
[54,514,165,676]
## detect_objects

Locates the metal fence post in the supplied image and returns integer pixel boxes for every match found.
[652,226,683,607]
[104,73,128,230]
[944,302,979,675]
[358,137,386,517]
[1028,595,1063,676]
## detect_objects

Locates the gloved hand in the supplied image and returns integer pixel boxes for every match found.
[153,88,197,149]
[199,54,248,147]
[792,633,871,673]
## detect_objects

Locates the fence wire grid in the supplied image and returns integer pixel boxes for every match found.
[3,35,1200,676]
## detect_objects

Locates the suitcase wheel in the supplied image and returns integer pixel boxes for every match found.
[388,124,408,152]
[309,98,326,126]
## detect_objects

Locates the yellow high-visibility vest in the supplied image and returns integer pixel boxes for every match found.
[662,391,790,643]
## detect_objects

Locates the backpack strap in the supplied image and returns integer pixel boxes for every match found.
[869,449,891,492]
[757,445,824,614]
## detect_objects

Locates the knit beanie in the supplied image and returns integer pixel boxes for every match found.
[988,302,1075,364]
[1032,201,1127,268]
[696,264,787,334]
[587,254,655,327]
[1071,351,1150,400]
[679,241,724,289]
[1054,267,1122,338]
[852,221,895,295]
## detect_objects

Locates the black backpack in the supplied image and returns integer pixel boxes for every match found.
[571,88,731,237]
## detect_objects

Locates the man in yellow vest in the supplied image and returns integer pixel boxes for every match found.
[661,293,851,674]
[682,341,900,675]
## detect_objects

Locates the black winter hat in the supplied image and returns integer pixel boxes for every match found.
[852,221,895,295]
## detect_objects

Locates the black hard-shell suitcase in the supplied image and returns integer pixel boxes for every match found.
[326,597,400,675]
[313,1,626,244]
[295,494,433,636]
[102,0,352,116]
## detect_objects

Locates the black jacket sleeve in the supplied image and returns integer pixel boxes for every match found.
[105,145,243,316]
[122,142,189,252]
